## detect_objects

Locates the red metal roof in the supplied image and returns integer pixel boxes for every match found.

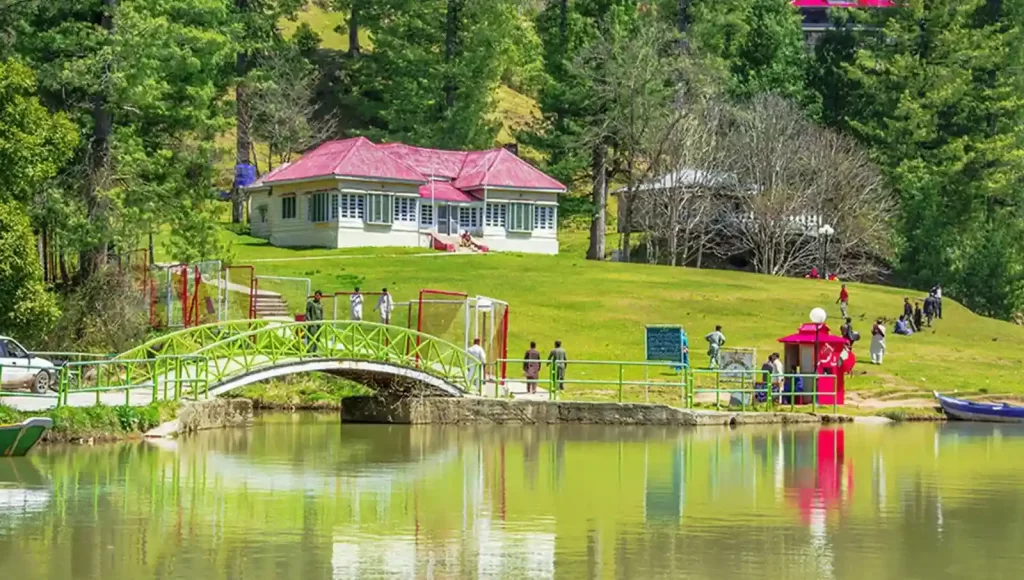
[263,137,426,184]
[792,0,895,7]
[378,143,468,180]
[453,148,566,191]
[257,138,565,194]
[778,323,849,345]
[418,181,481,203]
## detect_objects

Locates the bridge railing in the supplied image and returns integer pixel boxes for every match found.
[56,355,211,406]
[191,321,480,394]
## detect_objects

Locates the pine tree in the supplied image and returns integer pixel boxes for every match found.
[841,0,1024,317]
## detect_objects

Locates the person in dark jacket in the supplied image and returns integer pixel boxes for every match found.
[913,301,924,331]
[523,342,541,394]
[903,297,914,330]
[924,294,936,327]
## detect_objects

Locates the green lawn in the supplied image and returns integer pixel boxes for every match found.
[204,227,1024,397]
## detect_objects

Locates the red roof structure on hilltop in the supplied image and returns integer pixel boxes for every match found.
[258,138,566,200]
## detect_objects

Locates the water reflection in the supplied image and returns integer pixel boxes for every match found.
[0,418,1023,579]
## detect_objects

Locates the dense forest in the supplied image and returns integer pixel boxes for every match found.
[2,0,1024,344]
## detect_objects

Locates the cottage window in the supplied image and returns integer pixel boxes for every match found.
[459,206,481,230]
[366,193,394,225]
[420,203,434,227]
[281,195,296,220]
[485,203,507,227]
[507,202,534,233]
[535,205,556,230]
[337,193,364,220]
[394,197,417,223]
[308,191,333,223]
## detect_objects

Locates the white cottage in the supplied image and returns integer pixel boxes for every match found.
[245,137,565,255]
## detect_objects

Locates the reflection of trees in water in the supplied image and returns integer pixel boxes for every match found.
[7,422,1024,579]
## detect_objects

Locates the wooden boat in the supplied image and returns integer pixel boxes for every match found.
[0,418,53,457]
[934,392,1024,423]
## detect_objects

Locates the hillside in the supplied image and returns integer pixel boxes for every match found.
[182,227,1024,399]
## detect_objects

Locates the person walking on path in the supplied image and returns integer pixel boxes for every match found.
[305,290,325,351]
[523,341,542,394]
[375,287,394,325]
[705,325,726,369]
[869,318,886,364]
[467,337,487,390]
[837,284,849,318]
[548,340,568,391]
[349,287,364,321]
[903,297,914,331]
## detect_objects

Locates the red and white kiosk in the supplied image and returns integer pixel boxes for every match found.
[777,309,855,405]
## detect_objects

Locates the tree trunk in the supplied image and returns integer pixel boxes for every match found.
[677,0,691,34]
[560,0,568,42]
[444,0,464,111]
[231,0,251,224]
[80,0,117,281]
[587,142,608,260]
[36,230,46,282]
[148,230,155,266]
[59,249,70,286]
[621,158,636,262]
[348,0,361,57]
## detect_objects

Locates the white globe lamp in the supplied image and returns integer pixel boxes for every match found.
[810,308,827,325]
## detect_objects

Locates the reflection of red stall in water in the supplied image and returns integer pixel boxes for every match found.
[778,323,855,405]
[788,428,854,525]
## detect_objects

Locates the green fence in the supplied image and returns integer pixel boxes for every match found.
[491,358,840,413]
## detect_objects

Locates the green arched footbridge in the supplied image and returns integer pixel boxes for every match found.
[48,321,484,408]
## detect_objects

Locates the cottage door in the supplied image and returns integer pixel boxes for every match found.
[437,205,451,235]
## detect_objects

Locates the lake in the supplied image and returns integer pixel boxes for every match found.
[2,414,1023,579]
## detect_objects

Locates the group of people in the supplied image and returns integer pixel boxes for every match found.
[305,287,396,326]
[894,285,943,336]
[835,283,943,365]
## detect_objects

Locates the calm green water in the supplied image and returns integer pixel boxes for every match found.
[2,415,1024,579]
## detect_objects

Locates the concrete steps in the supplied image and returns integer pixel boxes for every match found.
[254,294,291,318]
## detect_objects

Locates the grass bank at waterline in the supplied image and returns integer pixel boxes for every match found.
[222,375,372,410]
[0,402,179,443]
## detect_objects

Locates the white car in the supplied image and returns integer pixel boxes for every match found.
[0,337,58,394]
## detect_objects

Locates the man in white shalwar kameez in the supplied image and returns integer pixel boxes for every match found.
[467,338,487,391]
[349,287,364,321]
[374,287,394,325]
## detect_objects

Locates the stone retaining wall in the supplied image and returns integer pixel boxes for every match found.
[341,396,851,426]
[147,399,254,438]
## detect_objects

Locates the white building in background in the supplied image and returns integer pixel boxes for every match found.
[245,137,565,255]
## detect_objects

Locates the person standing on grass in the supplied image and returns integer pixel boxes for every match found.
[933,284,943,319]
[903,297,914,330]
[923,293,936,327]
[375,287,394,325]
[548,340,568,391]
[305,290,325,351]
[837,284,849,318]
[913,301,924,332]
[705,325,726,369]
[523,341,541,394]
[350,287,364,321]
[869,318,886,364]
[467,338,487,390]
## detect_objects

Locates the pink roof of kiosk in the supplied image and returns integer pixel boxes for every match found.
[259,137,566,196]
[778,323,849,345]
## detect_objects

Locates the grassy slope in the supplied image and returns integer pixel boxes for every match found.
[213,227,1024,396]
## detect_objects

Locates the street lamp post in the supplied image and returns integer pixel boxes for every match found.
[810,307,827,401]
[818,224,835,277]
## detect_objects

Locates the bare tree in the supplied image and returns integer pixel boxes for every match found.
[250,46,337,173]
[717,95,894,278]
[582,17,688,262]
